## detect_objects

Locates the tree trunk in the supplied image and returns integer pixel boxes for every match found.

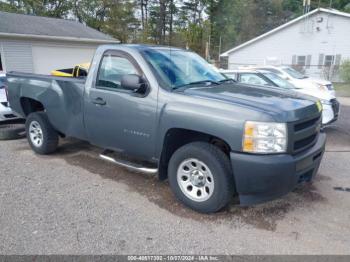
[145,0,148,24]
[169,0,173,45]
[158,0,166,44]
[141,0,145,30]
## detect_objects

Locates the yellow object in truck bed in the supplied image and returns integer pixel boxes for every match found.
[51,63,90,78]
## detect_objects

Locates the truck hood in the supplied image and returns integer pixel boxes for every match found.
[180,84,320,122]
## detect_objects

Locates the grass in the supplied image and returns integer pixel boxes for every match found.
[334,82,350,97]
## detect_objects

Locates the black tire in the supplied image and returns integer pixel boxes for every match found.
[0,123,25,140]
[168,142,235,213]
[25,112,59,154]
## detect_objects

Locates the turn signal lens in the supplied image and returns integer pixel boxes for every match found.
[243,137,254,152]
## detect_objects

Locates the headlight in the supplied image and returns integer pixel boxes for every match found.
[317,84,328,92]
[243,121,287,154]
[320,99,331,106]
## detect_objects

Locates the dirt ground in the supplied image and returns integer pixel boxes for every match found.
[0,98,349,255]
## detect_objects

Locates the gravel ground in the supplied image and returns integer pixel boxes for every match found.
[0,98,350,255]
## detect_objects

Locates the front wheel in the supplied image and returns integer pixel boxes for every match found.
[26,112,59,155]
[168,142,235,213]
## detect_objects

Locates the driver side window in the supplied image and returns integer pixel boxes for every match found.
[97,55,139,90]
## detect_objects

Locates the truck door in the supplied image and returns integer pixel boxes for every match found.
[84,50,158,160]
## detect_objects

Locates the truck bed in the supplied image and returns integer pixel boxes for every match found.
[6,72,88,140]
[7,71,86,83]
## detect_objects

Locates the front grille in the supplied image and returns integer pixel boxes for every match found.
[294,134,317,151]
[294,116,320,132]
[331,99,340,117]
[290,113,322,154]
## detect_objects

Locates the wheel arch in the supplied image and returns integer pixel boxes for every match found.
[20,97,45,116]
[158,127,232,180]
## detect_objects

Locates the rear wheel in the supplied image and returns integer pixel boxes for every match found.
[26,112,58,154]
[168,142,234,213]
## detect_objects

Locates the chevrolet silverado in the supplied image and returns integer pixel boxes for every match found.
[7,44,326,213]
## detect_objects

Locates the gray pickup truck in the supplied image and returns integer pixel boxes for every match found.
[7,44,326,213]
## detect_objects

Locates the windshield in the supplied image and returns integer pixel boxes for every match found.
[282,67,306,79]
[262,72,296,89]
[141,48,225,89]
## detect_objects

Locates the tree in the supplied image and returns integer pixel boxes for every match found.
[72,0,110,31]
[340,59,350,83]
[2,0,348,61]
[103,0,139,43]
[0,0,23,13]
[208,0,240,60]
[0,0,72,17]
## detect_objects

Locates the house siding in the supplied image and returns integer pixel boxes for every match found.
[0,38,98,74]
[31,41,97,74]
[226,12,350,81]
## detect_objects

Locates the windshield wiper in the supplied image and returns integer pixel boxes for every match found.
[173,80,220,89]
[187,80,220,86]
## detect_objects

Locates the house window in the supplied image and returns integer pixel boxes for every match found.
[297,56,306,66]
[324,55,335,66]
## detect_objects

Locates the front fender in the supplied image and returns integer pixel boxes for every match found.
[156,98,272,157]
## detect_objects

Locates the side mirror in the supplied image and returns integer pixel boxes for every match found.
[121,74,147,93]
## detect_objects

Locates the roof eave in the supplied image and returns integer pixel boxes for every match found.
[0,32,119,44]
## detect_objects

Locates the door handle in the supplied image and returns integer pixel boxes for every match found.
[92,97,106,106]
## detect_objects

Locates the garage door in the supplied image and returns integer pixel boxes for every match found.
[1,41,34,73]
[32,44,97,74]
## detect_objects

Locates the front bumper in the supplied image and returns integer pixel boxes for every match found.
[230,132,326,205]
[322,99,340,125]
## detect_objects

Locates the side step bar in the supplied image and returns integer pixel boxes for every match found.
[99,150,158,175]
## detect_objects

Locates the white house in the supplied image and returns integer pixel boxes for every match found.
[0,11,118,74]
[220,8,350,81]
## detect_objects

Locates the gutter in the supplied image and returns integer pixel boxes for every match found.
[0,32,119,44]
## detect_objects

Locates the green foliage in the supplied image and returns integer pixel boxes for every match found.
[314,0,350,11]
[102,0,139,43]
[1,0,350,60]
[0,1,23,13]
[340,60,350,83]
[179,20,210,55]
[3,0,73,17]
